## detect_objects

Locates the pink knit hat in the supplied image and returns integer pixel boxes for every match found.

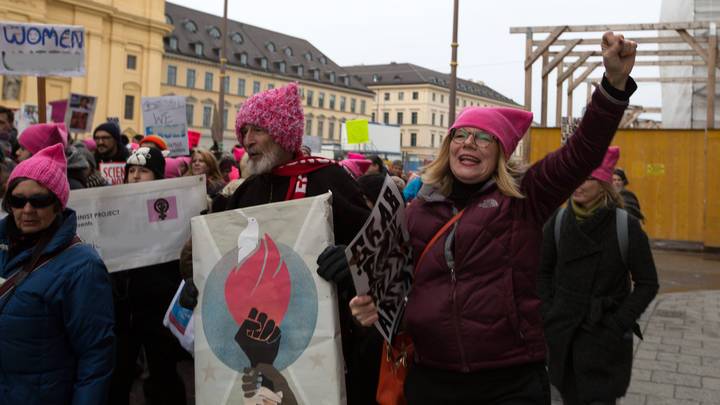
[164,157,183,178]
[18,123,68,155]
[82,138,97,152]
[450,107,533,159]
[235,82,304,153]
[8,143,70,208]
[232,146,245,162]
[591,146,620,183]
[347,152,366,160]
[188,130,201,150]
[340,158,372,179]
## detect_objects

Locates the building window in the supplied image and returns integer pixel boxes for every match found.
[317,120,324,138]
[124,95,134,120]
[167,65,177,85]
[441,94,445,103]
[398,92,404,101]
[313,70,320,81]
[223,108,228,129]
[183,20,197,32]
[239,53,248,65]
[318,92,325,108]
[411,112,418,124]
[360,100,366,114]
[329,95,336,110]
[208,26,221,39]
[284,47,293,57]
[305,119,312,135]
[260,58,268,70]
[238,78,246,96]
[126,54,137,70]
[329,72,336,83]
[168,37,178,50]
[412,91,419,100]
[329,121,335,140]
[384,93,390,101]
[304,52,313,61]
[202,105,212,128]
[432,112,436,126]
[253,81,261,94]
[297,65,304,77]
[372,74,380,82]
[371,112,376,122]
[343,76,350,86]
[319,56,327,64]
[440,114,444,127]
[278,62,286,73]
[194,43,203,57]
[204,72,213,91]
[186,69,196,88]
[266,42,276,52]
[222,76,230,93]
[411,133,417,147]
[165,14,173,24]
[463,100,467,107]
[186,104,194,126]
[383,112,389,124]
[231,32,243,44]
[267,83,274,90]
[307,90,314,106]
[397,112,404,125]
[340,96,346,112]
[350,98,356,113]
[432,93,436,102]
[431,133,435,148]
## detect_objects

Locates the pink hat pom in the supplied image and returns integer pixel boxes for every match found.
[18,123,68,155]
[591,146,620,183]
[8,143,69,208]
[235,82,304,154]
[450,107,533,159]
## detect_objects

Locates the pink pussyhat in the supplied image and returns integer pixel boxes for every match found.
[164,157,183,178]
[8,143,70,208]
[340,158,371,179]
[347,152,366,160]
[235,82,304,154]
[188,130,201,150]
[450,107,533,159]
[233,146,245,162]
[18,123,68,155]
[82,138,97,152]
[591,146,620,183]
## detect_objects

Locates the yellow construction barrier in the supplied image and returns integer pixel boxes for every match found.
[529,128,720,249]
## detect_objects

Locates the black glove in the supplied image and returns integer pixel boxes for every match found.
[179,278,198,309]
[316,245,350,285]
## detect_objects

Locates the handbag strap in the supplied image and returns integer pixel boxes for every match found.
[415,209,465,273]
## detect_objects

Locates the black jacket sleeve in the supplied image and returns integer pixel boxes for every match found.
[322,165,371,246]
[610,216,659,332]
[538,212,558,319]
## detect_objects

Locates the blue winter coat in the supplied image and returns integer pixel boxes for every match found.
[0,209,115,405]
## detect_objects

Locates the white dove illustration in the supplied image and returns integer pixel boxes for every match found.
[236,212,259,264]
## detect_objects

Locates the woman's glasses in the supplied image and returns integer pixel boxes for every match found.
[451,129,495,148]
[7,194,56,209]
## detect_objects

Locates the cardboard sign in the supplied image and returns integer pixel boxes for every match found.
[193,193,345,404]
[98,162,126,186]
[0,22,85,76]
[65,93,97,133]
[67,176,207,272]
[142,96,189,156]
[346,119,369,144]
[346,175,413,343]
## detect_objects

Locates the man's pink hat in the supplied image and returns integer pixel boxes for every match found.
[340,158,372,179]
[8,143,70,208]
[235,82,304,154]
[450,107,533,159]
[18,123,68,155]
[591,146,620,183]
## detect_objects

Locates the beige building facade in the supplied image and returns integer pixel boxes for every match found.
[344,63,520,169]
[0,0,170,133]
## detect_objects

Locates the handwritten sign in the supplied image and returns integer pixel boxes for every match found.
[0,22,85,76]
[142,96,188,156]
[99,162,126,185]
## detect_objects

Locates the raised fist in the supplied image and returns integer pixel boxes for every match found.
[235,308,281,367]
[601,31,637,91]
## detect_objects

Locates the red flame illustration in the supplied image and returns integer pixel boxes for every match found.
[225,234,292,326]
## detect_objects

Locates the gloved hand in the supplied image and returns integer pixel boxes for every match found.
[179,278,199,309]
[316,245,350,285]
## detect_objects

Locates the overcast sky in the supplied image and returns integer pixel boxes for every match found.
[172,0,668,125]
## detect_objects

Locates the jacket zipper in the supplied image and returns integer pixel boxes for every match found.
[450,267,469,372]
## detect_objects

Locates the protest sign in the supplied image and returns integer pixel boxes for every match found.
[193,193,345,404]
[67,175,206,272]
[346,119,369,144]
[142,96,188,156]
[64,93,97,133]
[98,162,126,186]
[0,22,85,76]
[164,280,195,354]
[346,175,414,343]
[49,99,67,123]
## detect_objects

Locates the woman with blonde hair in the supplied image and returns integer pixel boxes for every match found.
[187,148,226,197]
[538,147,658,405]
[339,32,639,404]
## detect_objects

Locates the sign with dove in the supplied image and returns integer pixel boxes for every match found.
[193,193,345,405]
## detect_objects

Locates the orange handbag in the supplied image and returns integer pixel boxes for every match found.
[375,209,465,405]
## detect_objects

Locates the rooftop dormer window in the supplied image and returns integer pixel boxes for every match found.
[266,42,276,52]
[284,47,293,57]
[165,14,173,25]
[231,32,243,44]
[183,20,197,33]
[304,52,313,61]
[372,74,380,82]
[193,42,203,56]
[208,26,221,39]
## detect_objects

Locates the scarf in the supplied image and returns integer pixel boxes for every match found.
[272,156,335,200]
[570,197,605,223]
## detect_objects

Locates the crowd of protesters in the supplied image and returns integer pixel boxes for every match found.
[0,31,658,405]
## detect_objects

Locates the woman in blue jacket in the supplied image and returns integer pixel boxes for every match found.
[0,143,114,405]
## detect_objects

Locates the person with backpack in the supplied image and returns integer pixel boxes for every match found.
[537,146,659,405]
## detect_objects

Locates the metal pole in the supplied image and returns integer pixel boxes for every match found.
[448,0,459,126]
[215,0,229,151]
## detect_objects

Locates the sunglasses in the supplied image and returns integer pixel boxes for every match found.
[451,129,495,147]
[7,194,56,209]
